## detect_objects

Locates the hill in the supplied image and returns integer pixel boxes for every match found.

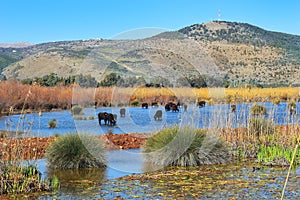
[1,21,300,87]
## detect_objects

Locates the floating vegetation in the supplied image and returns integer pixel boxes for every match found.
[250,104,267,115]
[48,119,57,128]
[73,116,87,120]
[71,106,84,115]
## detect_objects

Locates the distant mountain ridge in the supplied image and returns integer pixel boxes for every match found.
[1,21,300,87]
[0,42,33,48]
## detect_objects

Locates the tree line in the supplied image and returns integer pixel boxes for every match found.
[20,72,232,88]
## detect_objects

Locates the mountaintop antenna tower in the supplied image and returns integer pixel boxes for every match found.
[218,9,221,22]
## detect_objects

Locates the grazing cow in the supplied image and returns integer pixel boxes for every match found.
[120,108,126,117]
[230,105,236,113]
[151,102,159,107]
[177,101,182,108]
[172,104,179,112]
[98,112,116,126]
[154,110,162,121]
[290,107,296,115]
[198,101,206,108]
[113,114,117,121]
[165,103,171,111]
[142,103,148,109]
[183,104,188,112]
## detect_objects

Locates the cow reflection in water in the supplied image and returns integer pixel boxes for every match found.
[154,110,163,121]
[98,112,116,126]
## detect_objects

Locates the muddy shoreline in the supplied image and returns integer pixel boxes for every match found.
[0,132,150,160]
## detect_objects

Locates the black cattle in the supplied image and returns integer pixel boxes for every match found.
[177,101,182,108]
[98,112,116,126]
[142,103,148,109]
[120,108,126,117]
[172,104,179,112]
[290,107,296,115]
[151,102,159,107]
[154,110,162,121]
[230,105,236,113]
[198,101,206,108]
[165,103,171,111]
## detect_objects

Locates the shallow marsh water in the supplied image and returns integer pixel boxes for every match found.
[1,102,299,199]
[0,102,299,137]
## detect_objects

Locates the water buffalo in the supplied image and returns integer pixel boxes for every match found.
[290,107,296,115]
[151,102,159,107]
[154,110,162,121]
[142,103,148,109]
[230,105,236,113]
[165,103,171,111]
[198,101,206,108]
[120,108,126,117]
[98,112,116,126]
[172,104,179,112]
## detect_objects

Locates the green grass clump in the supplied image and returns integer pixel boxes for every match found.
[250,104,267,115]
[48,118,57,128]
[71,105,84,115]
[143,126,231,167]
[45,133,107,169]
[0,162,58,195]
[257,145,300,166]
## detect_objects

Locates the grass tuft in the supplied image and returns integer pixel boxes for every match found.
[143,126,232,167]
[45,133,107,169]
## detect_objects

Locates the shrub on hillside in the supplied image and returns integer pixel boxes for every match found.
[46,133,107,169]
[143,126,231,166]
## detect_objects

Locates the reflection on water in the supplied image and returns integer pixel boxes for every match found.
[0,102,299,137]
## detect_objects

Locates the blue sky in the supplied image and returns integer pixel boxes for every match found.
[1,0,300,43]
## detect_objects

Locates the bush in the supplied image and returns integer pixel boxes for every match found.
[143,126,231,166]
[130,99,139,106]
[250,104,267,115]
[48,119,57,128]
[45,133,107,169]
[71,105,84,115]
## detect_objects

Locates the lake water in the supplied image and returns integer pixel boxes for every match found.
[2,102,299,199]
[0,102,299,137]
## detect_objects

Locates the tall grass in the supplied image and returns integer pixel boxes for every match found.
[45,133,107,169]
[143,126,231,167]
[0,87,58,195]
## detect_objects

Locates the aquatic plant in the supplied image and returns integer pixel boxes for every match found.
[0,162,58,195]
[73,116,87,120]
[250,104,267,115]
[71,105,84,115]
[48,118,57,128]
[45,133,107,169]
[257,145,299,166]
[143,126,231,166]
